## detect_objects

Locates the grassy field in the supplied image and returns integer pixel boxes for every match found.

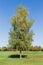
[0,51,43,65]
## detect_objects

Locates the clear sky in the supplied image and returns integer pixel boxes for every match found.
[0,0,43,47]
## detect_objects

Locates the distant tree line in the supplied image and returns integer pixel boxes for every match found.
[0,46,43,51]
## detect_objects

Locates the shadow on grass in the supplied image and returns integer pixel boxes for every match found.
[8,54,27,58]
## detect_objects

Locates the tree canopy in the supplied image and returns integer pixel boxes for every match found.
[9,5,34,51]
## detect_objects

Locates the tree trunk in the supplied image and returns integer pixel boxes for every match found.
[20,50,22,59]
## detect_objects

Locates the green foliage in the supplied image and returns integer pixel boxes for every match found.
[41,48,43,51]
[0,47,1,51]
[29,46,41,51]
[1,47,8,51]
[9,5,34,51]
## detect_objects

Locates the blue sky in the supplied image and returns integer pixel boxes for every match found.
[0,0,43,47]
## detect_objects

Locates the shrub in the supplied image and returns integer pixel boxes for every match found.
[41,48,43,51]
[1,47,8,51]
[0,47,1,51]
[29,46,41,51]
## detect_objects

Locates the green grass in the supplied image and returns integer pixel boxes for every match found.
[0,51,43,65]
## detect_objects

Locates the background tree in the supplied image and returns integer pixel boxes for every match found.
[1,47,8,51]
[9,5,34,58]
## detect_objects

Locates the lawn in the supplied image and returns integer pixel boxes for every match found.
[0,51,43,65]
